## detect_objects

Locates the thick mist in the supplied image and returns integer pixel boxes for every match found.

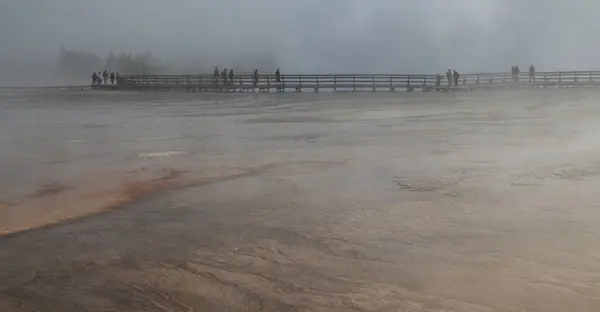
[1,0,600,85]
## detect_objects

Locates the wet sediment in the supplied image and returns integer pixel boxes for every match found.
[2,89,600,311]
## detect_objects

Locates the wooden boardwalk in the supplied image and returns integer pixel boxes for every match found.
[94,71,600,93]
[0,85,91,91]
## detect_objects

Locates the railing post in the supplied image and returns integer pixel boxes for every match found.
[406,76,411,91]
[422,75,426,89]
[389,76,394,91]
[353,75,356,92]
[334,75,337,91]
[315,75,319,93]
[266,76,271,92]
[372,75,375,91]
[298,75,302,92]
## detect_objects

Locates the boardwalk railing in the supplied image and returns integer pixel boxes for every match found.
[120,73,439,92]
[114,71,600,92]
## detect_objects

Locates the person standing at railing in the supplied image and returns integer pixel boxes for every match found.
[253,69,259,86]
[529,65,535,82]
[436,74,441,87]
[102,70,109,85]
[515,66,520,82]
[446,69,452,86]
[110,72,115,84]
[229,69,234,85]
[91,72,98,85]
[275,68,281,91]
[511,66,516,81]
[453,70,460,86]
[221,68,228,85]
[213,66,220,85]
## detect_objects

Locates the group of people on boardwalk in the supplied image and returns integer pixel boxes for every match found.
[512,65,536,82]
[511,65,521,81]
[433,65,537,88]
[212,66,282,88]
[92,70,119,85]
[436,69,461,87]
[101,64,542,90]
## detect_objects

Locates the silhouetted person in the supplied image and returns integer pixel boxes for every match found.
[446,69,452,86]
[221,68,228,85]
[253,69,259,86]
[436,73,442,87]
[213,66,220,84]
[453,70,460,86]
[97,72,103,84]
[229,69,234,85]
[92,72,98,85]
[110,72,115,84]
[102,70,109,85]
[275,68,281,83]
[275,68,282,91]
[529,65,535,82]
[515,66,520,82]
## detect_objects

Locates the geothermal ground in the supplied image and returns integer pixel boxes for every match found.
[1,89,600,311]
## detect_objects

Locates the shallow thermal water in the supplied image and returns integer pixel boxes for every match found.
[1,88,600,311]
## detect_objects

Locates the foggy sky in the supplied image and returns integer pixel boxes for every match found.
[2,0,600,74]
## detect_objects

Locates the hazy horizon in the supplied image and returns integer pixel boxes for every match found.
[2,0,600,84]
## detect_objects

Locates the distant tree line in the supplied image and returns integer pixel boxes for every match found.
[57,47,163,76]
[56,47,280,76]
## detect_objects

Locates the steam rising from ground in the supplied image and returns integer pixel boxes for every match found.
[2,0,600,86]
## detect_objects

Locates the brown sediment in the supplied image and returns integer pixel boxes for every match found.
[10,90,600,311]
[97,168,182,205]
[0,169,184,236]
[31,183,71,198]
[0,161,344,237]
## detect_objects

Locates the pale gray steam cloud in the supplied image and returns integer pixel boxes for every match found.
[1,0,600,80]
